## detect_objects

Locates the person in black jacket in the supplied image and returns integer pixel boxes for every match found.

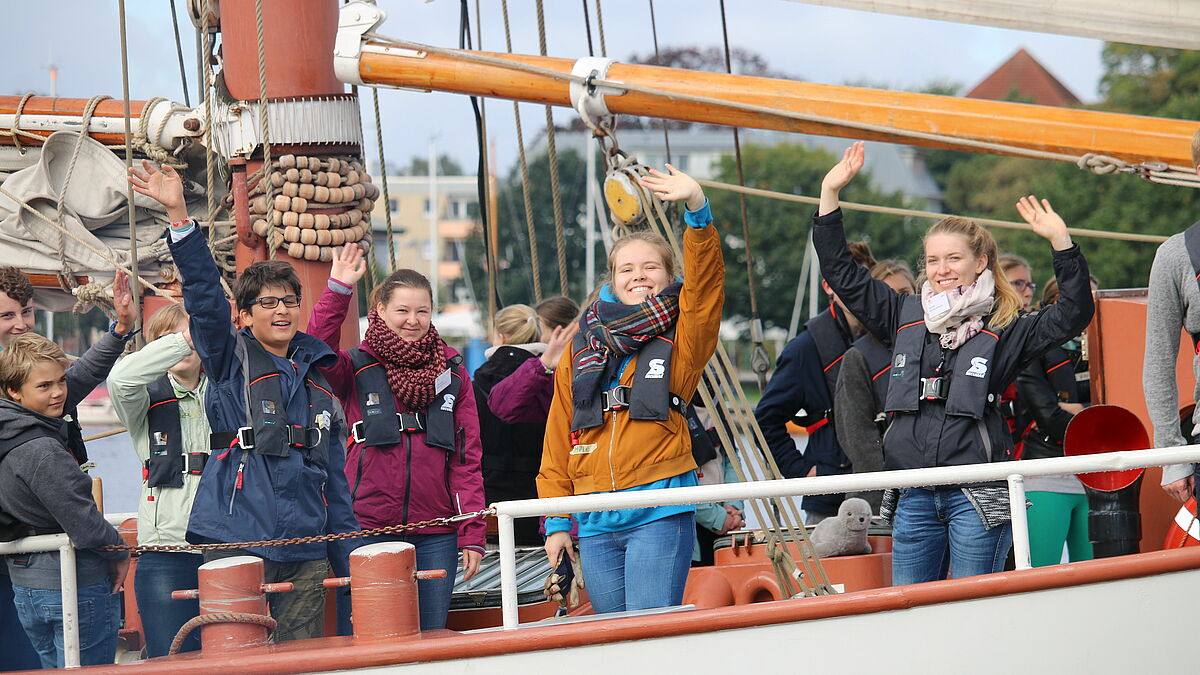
[833,259,916,513]
[754,241,876,524]
[475,303,559,545]
[1017,276,1098,566]
[814,142,1094,585]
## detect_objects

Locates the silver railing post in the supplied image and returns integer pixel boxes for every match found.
[497,513,519,629]
[59,541,80,668]
[1008,474,1032,570]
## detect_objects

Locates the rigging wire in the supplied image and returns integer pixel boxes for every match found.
[593,0,607,57]
[118,0,142,338]
[535,0,571,297]
[168,0,192,107]
[647,0,671,166]
[363,34,1200,191]
[462,0,500,327]
[581,0,595,57]
[371,88,396,273]
[501,0,543,302]
[718,0,770,388]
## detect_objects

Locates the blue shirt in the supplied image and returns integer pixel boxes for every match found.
[546,199,712,538]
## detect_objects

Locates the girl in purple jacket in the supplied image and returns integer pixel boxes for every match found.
[307,245,484,630]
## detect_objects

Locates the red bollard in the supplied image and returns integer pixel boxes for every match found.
[322,542,446,640]
[172,555,293,653]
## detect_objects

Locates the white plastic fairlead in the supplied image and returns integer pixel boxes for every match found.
[334,1,387,86]
[569,57,622,126]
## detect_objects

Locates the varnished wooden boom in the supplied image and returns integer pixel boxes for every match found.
[359,46,1198,167]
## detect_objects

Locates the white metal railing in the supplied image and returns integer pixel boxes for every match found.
[492,445,1200,629]
[0,513,135,669]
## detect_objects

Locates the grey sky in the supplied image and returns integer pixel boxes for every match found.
[6,1,1104,175]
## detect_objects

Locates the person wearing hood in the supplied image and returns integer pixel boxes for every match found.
[0,334,129,669]
[129,160,361,643]
[307,247,485,631]
[539,165,723,614]
[812,142,1093,585]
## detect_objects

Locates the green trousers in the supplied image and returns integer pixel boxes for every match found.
[1027,491,1093,567]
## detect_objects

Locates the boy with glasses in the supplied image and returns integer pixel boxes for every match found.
[128,160,360,642]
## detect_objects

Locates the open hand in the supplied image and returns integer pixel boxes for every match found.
[128,159,186,214]
[540,322,580,370]
[330,243,366,287]
[461,548,483,581]
[639,164,705,211]
[112,269,135,335]
[821,141,865,194]
[1016,195,1072,251]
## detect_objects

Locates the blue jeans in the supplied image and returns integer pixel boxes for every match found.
[134,552,202,657]
[0,575,41,671]
[892,487,1012,586]
[579,512,694,614]
[335,532,459,633]
[10,581,120,669]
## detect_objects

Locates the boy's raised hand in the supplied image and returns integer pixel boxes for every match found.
[330,243,366,287]
[112,269,135,335]
[639,164,706,211]
[128,159,186,220]
[1015,195,1072,251]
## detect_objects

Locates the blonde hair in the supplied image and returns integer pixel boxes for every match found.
[0,334,68,397]
[1192,128,1200,169]
[924,216,1022,330]
[494,304,539,345]
[145,302,189,342]
[870,259,915,293]
[999,254,1031,276]
[607,231,677,281]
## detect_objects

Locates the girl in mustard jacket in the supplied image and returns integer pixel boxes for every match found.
[539,166,723,614]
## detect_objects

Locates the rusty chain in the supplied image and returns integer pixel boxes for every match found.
[99,508,496,553]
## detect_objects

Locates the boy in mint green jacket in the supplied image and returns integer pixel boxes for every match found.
[107,302,209,657]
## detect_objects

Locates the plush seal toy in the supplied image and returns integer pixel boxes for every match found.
[810,497,873,558]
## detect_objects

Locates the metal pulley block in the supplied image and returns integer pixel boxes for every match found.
[604,169,646,227]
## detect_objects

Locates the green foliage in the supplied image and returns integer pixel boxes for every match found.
[708,143,922,330]
[463,149,590,307]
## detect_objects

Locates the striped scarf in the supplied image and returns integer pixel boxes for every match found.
[572,282,682,411]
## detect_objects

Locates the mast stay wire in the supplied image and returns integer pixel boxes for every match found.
[168,0,192,107]
[462,0,500,329]
[718,0,771,390]
[363,34,1200,191]
[647,0,671,167]
[534,0,571,297]
[118,0,142,341]
[501,0,543,303]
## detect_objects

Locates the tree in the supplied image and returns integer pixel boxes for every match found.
[399,154,464,176]
[463,149,591,307]
[708,142,920,330]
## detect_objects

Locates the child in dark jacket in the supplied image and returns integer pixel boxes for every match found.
[0,334,129,669]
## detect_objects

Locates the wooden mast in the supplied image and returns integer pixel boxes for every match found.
[352,46,1198,167]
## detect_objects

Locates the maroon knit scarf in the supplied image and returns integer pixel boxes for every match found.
[363,309,448,411]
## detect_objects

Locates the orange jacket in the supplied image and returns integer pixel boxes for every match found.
[537,225,724,498]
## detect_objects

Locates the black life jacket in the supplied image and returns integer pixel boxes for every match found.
[211,336,335,467]
[884,294,1001,420]
[791,307,854,430]
[683,401,718,467]
[569,326,684,433]
[1020,346,1085,460]
[144,375,209,489]
[347,347,462,452]
[852,333,894,406]
[0,428,66,542]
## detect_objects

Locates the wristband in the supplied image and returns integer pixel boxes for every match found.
[169,217,196,233]
[108,321,141,341]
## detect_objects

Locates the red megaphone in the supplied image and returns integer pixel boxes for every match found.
[1063,404,1148,490]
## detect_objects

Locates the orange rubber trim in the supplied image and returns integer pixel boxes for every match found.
[896,321,923,332]
[306,379,334,401]
[980,330,1000,340]
[354,363,380,377]
[1044,359,1072,375]
[871,366,891,381]
[148,399,179,410]
[823,354,845,373]
[249,373,280,387]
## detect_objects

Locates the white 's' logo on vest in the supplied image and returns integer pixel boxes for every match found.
[965,357,988,378]
[441,393,456,412]
[646,358,666,379]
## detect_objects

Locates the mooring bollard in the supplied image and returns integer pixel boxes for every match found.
[171,555,293,653]
[322,541,446,640]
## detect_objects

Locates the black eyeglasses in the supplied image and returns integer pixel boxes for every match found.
[1010,280,1037,292]
[250,295,302,309]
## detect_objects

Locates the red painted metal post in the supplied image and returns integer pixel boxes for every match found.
[322,542,447,640]
[172,556,293,652]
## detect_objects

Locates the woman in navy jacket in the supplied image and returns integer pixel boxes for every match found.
[812,142,1094,585]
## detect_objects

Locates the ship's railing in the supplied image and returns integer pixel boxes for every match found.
[492,445,1200,629]
[0,513,137,668]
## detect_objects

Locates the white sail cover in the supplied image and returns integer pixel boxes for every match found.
[784,1,1200,50]
[0,131,170,306]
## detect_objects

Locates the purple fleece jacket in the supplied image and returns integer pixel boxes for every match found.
[307,284,486,551]
[487,356,554,424]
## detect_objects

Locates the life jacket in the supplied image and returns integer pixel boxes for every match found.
[569,326,687,433]
[0,429,66,542]
[208,336,335,467]
[1019,346,1084,460]
[345,347,463,452]
[851,333,894,434]
[792,307,854,432]
[144,375,208,489]
[683,401,718,467]
[884,294,1001,420]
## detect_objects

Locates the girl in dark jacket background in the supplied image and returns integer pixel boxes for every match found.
[813,142,1094,585]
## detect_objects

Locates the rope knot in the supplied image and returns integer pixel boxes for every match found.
[1077,153,1127,176]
